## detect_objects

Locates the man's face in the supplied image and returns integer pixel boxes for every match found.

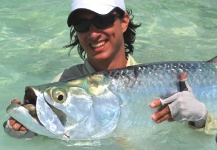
[74,10,129,63]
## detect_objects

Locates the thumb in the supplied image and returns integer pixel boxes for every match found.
[11,99,21,105]
[178,72,192,92]
[179,72,188,91]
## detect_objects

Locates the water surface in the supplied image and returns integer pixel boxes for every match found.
[0,0,217,149]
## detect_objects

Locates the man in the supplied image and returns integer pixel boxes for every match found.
[4,0,216,139]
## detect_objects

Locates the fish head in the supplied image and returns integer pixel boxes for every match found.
[24,76,121,140]
[25,81,93,131]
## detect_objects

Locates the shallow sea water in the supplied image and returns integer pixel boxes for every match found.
[0,0,217,149]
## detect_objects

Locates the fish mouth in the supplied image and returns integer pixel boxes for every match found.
[24,86,37,105]
[23,86,64,119]
[23,86,43,123]
[23,86,67,135]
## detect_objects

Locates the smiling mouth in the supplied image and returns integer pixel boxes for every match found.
[91,41,105,48]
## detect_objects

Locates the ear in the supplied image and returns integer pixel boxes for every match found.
[121,13,130,33]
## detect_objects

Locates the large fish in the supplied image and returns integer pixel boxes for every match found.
[6,57,217,142]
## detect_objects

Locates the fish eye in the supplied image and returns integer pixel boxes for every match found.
[51,88,67,103]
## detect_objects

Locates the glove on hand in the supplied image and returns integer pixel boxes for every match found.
[160,78,207,128]
[3,120,35,139]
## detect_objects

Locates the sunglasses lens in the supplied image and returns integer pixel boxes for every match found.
[93,16,114,29]
[73,14,119,32]
[74,20,90,32]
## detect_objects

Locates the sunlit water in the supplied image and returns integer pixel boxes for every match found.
[0,0,217,149]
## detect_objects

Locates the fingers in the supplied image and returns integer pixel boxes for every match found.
[20,126,27,131]
[150,99,172,123]
[9,99,27,132]
[150,99,161,108]
[11,99,21,104]
[9,118,27,131]
[151,105,172,123]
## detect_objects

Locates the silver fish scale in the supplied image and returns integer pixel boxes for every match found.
[99,61,217,127]
[103,62,216,93]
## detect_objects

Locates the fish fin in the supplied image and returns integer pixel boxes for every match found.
[207,56,217,63]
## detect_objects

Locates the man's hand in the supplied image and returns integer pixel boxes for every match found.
[150,72,207,128]
[4,99,35,139]
[8,99,28,131]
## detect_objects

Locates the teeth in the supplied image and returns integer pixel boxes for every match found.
[91,41,105,48]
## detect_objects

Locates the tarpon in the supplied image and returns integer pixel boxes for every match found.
[6,56,217,141]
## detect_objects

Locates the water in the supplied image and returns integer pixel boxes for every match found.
[0,0,216,149]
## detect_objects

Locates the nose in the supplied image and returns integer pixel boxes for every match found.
[88,24,101,40]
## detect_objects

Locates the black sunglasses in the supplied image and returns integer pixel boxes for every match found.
[72,13,121,33]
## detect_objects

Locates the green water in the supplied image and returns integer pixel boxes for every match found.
[0,0,217,149]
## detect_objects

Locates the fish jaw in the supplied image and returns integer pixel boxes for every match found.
[6,102,58,138]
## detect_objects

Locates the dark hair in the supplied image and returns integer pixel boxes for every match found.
[64,8,141,60]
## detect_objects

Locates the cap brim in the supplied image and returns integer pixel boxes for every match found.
[67,4,115,27]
